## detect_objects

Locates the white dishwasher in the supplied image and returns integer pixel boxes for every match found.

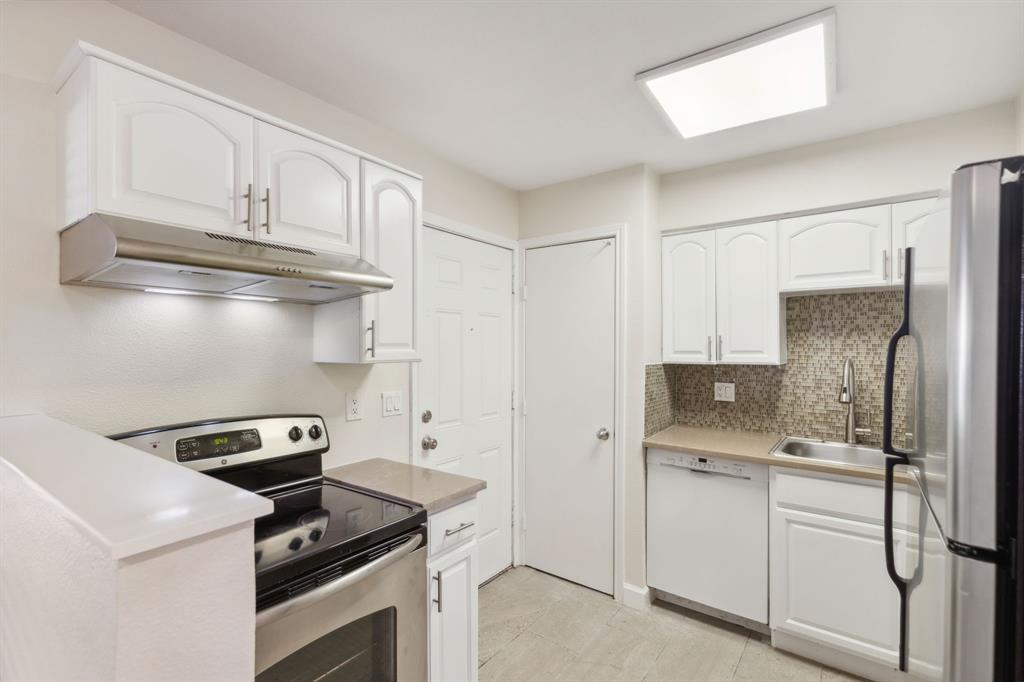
[646,447,768,625]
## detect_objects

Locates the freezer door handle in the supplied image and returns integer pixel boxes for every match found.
[884,455,909,672]
[882,247,913,458]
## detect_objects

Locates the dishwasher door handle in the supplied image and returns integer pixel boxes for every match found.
[658,461,752,481]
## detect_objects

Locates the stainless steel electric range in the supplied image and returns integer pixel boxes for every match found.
[112,415,428,681]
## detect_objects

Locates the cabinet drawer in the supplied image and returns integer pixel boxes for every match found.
[772,469,910,527]
[428,498,478,557]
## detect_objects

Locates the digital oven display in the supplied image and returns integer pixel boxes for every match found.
[175,429,261,462]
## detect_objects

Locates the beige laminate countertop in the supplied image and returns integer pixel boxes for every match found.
[324,458,486,513]
[643,425,891,481]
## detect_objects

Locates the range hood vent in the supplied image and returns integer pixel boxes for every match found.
[60,213,393,304]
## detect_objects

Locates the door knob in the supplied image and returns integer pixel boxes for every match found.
[422,409,433,423]
[421,436,438,450]
[596,428,610,441]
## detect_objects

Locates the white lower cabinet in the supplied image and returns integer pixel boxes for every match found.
[427,498,479,682]
[770,468,905,669]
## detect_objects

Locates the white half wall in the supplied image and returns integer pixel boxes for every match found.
[0,0,518,468]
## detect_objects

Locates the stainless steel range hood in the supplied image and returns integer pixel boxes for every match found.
[60,213,393,304]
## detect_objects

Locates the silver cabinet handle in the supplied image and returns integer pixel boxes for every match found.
[421,436,438,450]
[596,427,610,441]
[256,532,422,627]
[717,335,723,361]
[445,522,475,537]
[243,183,253,231]
[261,187,271,233]
[883,249,889,279]
[706,336,711,361]
[366,320,376,358]
[432,571,443,613]
[897,248,904,279]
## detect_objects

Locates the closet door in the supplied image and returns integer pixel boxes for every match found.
[779,206,891,291]
[94,59,253,236]
[662,231,716,364]
[716,221,782,364]
[255,122,360,256]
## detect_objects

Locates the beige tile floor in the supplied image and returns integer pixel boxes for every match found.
[478,567,865,682]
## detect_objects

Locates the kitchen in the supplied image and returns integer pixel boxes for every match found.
[1,1,1022,681]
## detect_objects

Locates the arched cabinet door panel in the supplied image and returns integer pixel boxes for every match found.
[94,60,253,236]
[360,160,422,362]
[716,221,783,365]
[661,231,716,364]
[891,197,949,286]
[779,206,891,291]
[256,122,360,256]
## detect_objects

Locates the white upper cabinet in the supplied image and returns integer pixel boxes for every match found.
[891,197,950,286]
[778,205,892,292]
[313,162,422,363]
[716,222,783,364]
[91,59,254,236]
[255,121,360,256]
[361,161,422,361]
[662,231,716,364]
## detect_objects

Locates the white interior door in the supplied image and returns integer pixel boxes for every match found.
[418,227,513,583]
[524,238,616,594]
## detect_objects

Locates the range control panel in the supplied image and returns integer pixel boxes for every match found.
[110,415,328,473]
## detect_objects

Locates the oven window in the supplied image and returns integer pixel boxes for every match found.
[256,607,397,682]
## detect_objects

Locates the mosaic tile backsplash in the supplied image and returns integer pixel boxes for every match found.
[645,290,909,447]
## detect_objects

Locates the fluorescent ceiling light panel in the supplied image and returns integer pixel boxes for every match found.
[637,9,835,138]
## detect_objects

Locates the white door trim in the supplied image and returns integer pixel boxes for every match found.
[413,212,519,578]
[518,223,627,602]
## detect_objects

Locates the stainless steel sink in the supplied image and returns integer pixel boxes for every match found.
[770,436,885,469]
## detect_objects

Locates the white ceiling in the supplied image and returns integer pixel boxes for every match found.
[113,0,1024,191]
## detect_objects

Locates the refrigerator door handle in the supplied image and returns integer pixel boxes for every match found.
[884,455,909,673]
[883,247,913,457]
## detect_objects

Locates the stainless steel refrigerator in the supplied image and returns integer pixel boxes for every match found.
[882,156,1023,681]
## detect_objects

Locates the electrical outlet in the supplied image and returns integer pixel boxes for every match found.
[345,393,362,421]
[381,390,404,417]
[714,382,736,402]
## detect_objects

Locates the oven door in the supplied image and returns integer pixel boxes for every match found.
[254,531,427,682]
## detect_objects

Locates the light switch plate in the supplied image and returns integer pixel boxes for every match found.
[345,393,362,421]
[714,382,736,402]
[381,390,404,417]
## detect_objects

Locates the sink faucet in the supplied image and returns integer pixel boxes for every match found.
[838,358,862,444]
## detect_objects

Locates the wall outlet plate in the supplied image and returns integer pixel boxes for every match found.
[714,382,736,402]
[345,393,362,421]
[381,390,403,417]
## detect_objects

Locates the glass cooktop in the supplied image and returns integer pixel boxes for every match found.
[254,480,424,588]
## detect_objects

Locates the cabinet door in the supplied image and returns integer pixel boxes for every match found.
[779,206,891,291]
[770,507,904,667]
[93,60,253,236]
[662,231,716,363]
[891,197,950,286]
[716,222,782,364]
[428,542,479,682]
[255,122,360,256]
[361,160,422,362]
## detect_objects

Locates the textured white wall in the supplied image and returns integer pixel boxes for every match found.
[0,1,518,468]
[659,102,1018,231]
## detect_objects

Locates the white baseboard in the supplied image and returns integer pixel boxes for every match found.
[621,582,652,610]
[771,630,909,682]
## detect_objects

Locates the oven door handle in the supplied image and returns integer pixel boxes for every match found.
[255,532,423,628]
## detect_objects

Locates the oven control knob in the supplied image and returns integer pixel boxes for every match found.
[308,425,322,440]
[288,537,303,551]
[288,426,303,442]
[309,528,323,542]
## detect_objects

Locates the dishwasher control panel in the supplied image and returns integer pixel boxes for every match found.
[656,452,755,479]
